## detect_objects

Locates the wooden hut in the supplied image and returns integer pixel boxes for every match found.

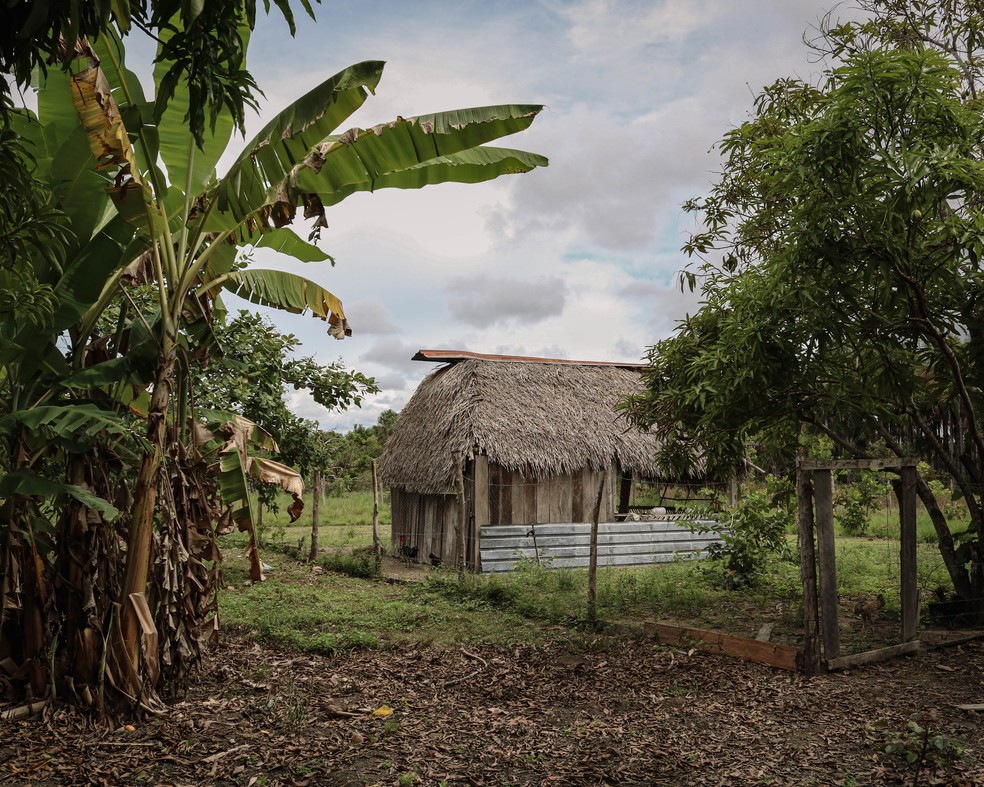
[380,350,717,571]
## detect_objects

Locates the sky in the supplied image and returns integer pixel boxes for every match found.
[193,1,864,429]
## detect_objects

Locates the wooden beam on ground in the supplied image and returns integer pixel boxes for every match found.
[813,468,841,661]
[899,464,919,643]
[644,622,801,672]
[797,468,821,676]
[923,629,984,648]
[825,640,921,671]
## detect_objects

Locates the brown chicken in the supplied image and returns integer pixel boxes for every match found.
[854,593,885,630]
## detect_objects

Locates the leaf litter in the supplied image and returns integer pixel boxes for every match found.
[1,634,981,785]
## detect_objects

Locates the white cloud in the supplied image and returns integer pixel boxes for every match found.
[446,274,568,327]
[191,0,876,432]
[557,0,705,58]
[358,337,424,378]
[345,297,399,336]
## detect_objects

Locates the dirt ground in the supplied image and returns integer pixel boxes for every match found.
[2,630,982,786]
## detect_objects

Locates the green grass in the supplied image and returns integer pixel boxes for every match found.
[256,488,391,532]
[219,547,552,653]
[219,534,952,655]
[218,491,960,656]
[862,508,955,543]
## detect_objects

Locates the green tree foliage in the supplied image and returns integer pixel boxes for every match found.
[627,45,984,601]
[323,410,399,495]
[0,0,317,145]
[0,132,71,358]
[194,310,378,476]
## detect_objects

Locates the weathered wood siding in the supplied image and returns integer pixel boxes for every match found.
[483,463,616,526]
[390,487,460,563]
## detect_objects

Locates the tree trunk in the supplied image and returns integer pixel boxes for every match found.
[914,477,974,600]
[118,347,175,685]
[797,469,821,676]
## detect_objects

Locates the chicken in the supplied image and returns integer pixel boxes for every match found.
[854,593,885,630]
[397,534,418,561]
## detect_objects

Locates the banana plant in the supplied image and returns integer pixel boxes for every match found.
[25,21,546,697]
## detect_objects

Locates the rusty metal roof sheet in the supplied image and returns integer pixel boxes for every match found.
[411,349,645,368]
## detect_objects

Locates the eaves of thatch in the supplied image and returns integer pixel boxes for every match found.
[379,356,665,495]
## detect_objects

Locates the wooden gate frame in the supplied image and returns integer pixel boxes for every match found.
[797,457,920,674]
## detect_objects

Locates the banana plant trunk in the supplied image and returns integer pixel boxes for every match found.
[119,341,176,682]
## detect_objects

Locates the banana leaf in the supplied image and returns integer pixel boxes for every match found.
[0,469,120,521]
[218,269,349,337]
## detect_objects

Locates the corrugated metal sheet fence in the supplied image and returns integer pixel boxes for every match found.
[479,519,722,573]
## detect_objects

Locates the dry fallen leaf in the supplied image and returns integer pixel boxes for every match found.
[372,704,394,717]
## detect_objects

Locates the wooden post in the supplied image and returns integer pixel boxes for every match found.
[797,467,821,675]
[900,464,918,642]
[528,523,541,566]
[309,469,321,562]
[586,477,605,627]
[473,456,489,572]
[455,457,467,576]
[728,476,739,508]
[371,460,382,564]
[814,468,840,661]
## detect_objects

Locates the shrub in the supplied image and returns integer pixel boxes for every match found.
[702,484,792,589]
[838,499,869,536]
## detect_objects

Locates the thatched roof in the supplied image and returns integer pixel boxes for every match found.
[380,353,665,494]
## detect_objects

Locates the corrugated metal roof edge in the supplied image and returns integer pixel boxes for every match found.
[412,349,646,369]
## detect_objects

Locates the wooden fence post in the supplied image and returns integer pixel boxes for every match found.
[309,469,321,562]
[900,464,918,642]
[813,468,840,661]
[455,457,467,576]
[587,477,606,627]
[371,460,382,565]
[797,466,821,675]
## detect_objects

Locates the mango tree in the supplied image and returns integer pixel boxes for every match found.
[627,48,982,605]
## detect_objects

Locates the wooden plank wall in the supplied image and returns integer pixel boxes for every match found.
[390,487,458,563]
[483,464,615,526]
